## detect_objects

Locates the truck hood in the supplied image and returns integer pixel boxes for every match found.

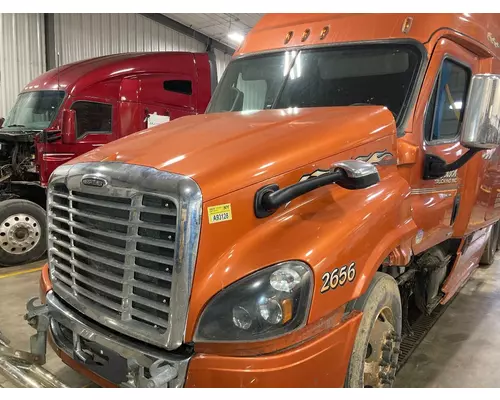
[69,106,395,201]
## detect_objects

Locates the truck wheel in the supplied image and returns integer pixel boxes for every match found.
[497,222,500,251]
[0,199,46,267]
[480,222,499,267]
[344,272,402,388]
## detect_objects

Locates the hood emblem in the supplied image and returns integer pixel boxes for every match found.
[81,176,108,188]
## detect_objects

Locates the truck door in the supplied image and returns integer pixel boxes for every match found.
[136,74,197,135]
[70,100,117,156]
[411,38,480,254]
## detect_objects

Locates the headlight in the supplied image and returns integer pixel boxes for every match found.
[194,261,312,342]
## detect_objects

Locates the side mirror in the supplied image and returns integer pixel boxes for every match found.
[461,74,500,149]
[0,117,4,129]
[61,109,76,144]
[254,160,380,218]
[425,74,500,180]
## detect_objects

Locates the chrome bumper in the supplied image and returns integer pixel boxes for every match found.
[47,291,191,388]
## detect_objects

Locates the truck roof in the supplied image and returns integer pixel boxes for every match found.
[237,14,500,58]
[22,52,207,94]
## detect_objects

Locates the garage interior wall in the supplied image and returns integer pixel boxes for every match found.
[0,13,46,117]
[0,13,234,117]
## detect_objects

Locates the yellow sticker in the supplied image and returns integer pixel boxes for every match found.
[207,203,233,224]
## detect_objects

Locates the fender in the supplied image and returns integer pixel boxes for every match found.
[185,157,415,341]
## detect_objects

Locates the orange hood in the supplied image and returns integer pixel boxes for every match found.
[69,106,395,201]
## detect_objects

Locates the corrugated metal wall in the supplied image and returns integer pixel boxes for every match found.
[54,14,232,78]
[0,13,46,117]
[214,48,233,81]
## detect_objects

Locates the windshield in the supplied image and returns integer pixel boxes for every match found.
[207,44,422,124]
[1,90,65,130]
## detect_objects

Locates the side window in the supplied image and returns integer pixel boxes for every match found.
[71,101,112,139]
[426,59,470,142]
[164,80,192,95]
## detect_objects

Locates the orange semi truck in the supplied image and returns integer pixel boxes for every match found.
[6,13,500,388]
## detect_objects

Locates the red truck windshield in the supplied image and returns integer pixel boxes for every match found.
[207,44,422,125]
[1,91,65,131]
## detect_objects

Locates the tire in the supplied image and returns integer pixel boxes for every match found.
[344,272,402,388]
[497,222,500,252]
[480,222,499,267]
[0,199,47,267]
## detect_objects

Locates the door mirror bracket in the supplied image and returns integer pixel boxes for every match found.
[424,74,500,180]
[423,149,479,180]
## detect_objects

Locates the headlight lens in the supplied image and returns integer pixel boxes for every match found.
[194,261,312,342]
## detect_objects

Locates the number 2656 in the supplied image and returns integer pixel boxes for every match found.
[320,262,356,293]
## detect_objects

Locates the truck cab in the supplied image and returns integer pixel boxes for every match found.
[5,14,500,389]
[0,51,216,266]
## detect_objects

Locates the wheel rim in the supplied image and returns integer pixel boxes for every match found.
[363,307,400,388]
[0,213,41,255]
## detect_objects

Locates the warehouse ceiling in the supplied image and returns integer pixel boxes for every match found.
[164,14,264,49]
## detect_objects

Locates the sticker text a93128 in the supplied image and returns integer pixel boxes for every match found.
[207,203,233,224]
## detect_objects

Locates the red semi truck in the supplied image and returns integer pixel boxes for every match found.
[0,51,217,266]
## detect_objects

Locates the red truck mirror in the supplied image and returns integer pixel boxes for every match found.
[0,117,4,129]
[61,109,76,144]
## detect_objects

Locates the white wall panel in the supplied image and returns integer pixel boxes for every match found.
[54,14,223,65]
[214,48,233,81]
[0,13,45,117]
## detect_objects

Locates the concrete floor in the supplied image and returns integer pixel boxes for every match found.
[0,255,499,388]
[0,260,94,388]
[396,252,500,387]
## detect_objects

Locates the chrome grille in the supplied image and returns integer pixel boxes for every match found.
[47,163,202,349]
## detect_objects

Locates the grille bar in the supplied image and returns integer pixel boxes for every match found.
[132,280,172,297]
[130,308,168,328]
[51,239,127,272]
[52,218,176,251]
[129,294,170,313]
[50,203,177,233]
[52,251,125,284]
[54,191,178,217]
[54,280,123,313]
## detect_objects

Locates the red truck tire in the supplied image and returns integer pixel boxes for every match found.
[0,199,47,267]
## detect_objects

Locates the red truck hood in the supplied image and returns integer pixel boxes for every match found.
[68,106,395,201]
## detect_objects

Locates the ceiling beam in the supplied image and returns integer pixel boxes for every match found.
[141,13,235,55]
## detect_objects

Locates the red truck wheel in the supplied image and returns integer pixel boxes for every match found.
[344,272,402,388]
[0,199,47,267]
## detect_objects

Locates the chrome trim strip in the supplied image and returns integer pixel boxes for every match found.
[47,291,191,388]
[47,162,202,350]
[410,186,458,194]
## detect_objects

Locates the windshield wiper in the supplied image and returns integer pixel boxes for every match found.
[7,124,26,128]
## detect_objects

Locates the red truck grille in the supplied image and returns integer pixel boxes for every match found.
[48,183,177,334]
